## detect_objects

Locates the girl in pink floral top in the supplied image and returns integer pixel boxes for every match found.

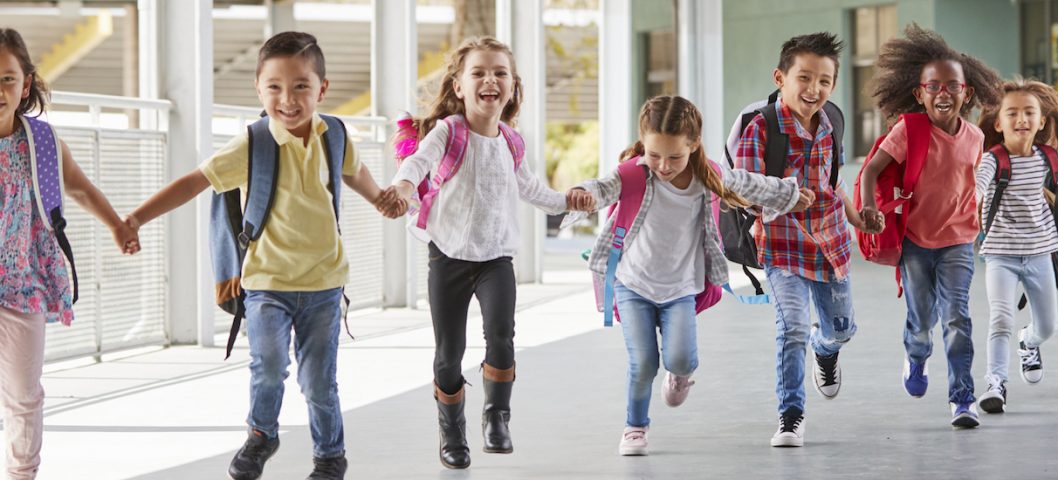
[0,29,138,479]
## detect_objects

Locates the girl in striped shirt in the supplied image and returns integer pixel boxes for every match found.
[975,78,1058,414]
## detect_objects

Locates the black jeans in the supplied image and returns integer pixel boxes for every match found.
[428,242,517,394]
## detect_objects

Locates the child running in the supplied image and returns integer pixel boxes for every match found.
[571,95,813,456]
[389,36,586,469]
[126,32,399,480]
[0,28,139,479]
[859,24,1001,427]
[974,77,1058,413]
[734,32,875,448]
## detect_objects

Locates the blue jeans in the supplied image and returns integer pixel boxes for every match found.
[244,288,345,459]
[766,266,856,414]
[899,239,975,403]
[615,284,698,428]
[984,254,1057,384]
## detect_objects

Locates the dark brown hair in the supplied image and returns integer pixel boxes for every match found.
[256,31,326,80]
[776,32,844,78]
[619,95,749,208]
[979,77,1058,150]
[872,24,1001,120]
[0,28,48,117]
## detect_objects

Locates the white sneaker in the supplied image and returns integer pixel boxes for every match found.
[663,372,695,407]
[1018,328,1044,384]
[770,410,804,447]
[812,351,841,399]
[618,426,648,456]
[978,382,1006,414]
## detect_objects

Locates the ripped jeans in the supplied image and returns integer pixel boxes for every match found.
[766,266,857,415]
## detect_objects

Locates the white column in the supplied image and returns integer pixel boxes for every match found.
[156,0,214,345]
[505,0,545,283]
[677,0,724,160]
[599,0,633,180]
[372,0,417,307]
[265,0,297,37]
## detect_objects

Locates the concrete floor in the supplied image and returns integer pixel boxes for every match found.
[17,246,1058,479]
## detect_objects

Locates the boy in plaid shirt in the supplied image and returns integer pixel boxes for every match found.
[734,32,878,447]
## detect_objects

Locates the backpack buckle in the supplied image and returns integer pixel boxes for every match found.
[237,232,250,250]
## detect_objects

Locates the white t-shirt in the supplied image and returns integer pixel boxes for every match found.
[616,176,708,303]
[393,121,567,261]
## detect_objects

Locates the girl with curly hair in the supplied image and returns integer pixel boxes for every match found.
[858,24,1001,429]
[974,78,1058,414]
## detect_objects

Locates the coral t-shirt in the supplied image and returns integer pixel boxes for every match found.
[879,118,983,249]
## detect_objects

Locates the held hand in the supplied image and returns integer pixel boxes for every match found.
[858,207,885,234]
[846,208,870,233]
[789,187,816,213]
[565,188,596,212]
[114,216,140,255]
[374,186,408,219]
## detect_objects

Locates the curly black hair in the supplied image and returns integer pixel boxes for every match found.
[871,23,1001,120]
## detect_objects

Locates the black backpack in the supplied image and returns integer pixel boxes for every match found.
[721,90,844,299]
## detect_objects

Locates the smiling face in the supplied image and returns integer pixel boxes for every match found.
[914,59,973,131]
[0,49,30,136]
[255,55,328,139]
[774,53,836,129]
[453,49,514,125]
[641,132,698,184]
[995,91,1045,148]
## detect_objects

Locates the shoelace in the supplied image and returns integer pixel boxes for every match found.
[818,355,838,385]
[311,459,345,476]
[779,414,803,433]
[1021,346,1042,369]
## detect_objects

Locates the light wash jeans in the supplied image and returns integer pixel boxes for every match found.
[244,287,345,459]
[984,253,1058,385]
[899,239,976,403]
[766,266,856,415]
[615,283,698,428]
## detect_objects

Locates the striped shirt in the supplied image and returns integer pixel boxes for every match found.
[975,147,1058,256]
[734,100,852,282]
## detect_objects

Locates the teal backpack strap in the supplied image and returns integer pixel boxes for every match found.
[320,114,347,220]
[240,116,280,249]
[601,159,648,326]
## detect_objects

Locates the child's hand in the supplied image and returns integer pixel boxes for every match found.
[115,215,140,255]
[789,187,816,213]
[846,208,871,233]
[374,186,408,219]
[858,207,885,234]
[566,188,596,212]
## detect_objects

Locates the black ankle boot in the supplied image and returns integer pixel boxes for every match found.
[482,365,514,454]
[435,386,471,469]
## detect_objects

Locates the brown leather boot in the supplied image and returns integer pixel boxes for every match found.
[482,363,515,454]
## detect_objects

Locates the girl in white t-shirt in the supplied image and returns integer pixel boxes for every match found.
[570,96,812,456]
[975,78,1058,414]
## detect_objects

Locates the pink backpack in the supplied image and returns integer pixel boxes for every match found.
[395,113,525,238]
[592,157,724,326]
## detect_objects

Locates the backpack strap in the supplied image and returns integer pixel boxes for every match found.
[241,116,280,249]
[602,158,648,327]
[497,121,525,170]
[823,102,844,190]
[320,114,347,221]
[22,115,78,303]
[984,143,1013,237]
[758,105,789,179]
[417,115,470,230]
[898,113,931,209]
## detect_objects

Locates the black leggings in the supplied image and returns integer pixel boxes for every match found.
[428,242,517,395]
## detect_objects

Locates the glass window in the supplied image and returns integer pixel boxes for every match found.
[851,4,897,159]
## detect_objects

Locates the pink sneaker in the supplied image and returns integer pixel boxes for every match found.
[663,372,695,407]
[618,426,648,456]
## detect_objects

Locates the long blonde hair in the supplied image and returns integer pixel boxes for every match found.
[402,36,522,143]
[979,76,1058,150]
[619,95,750,208]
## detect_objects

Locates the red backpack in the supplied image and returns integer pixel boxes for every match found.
[852,112,932,296]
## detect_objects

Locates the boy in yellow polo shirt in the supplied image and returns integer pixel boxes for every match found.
[126,32,401,480]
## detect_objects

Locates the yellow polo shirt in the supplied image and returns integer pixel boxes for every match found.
[200,113,359,291]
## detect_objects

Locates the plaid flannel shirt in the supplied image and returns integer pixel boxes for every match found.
[734,100,852,282]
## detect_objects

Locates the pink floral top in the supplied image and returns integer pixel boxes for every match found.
[0,124,73,325]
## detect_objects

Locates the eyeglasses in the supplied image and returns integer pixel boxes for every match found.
[919,82,967,95]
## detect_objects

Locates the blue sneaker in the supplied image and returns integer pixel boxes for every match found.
[903,358,928,397]
[950,402,980,428]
